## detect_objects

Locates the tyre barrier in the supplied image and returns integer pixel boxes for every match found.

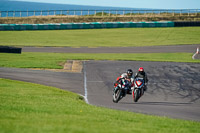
[0,21,174,31]
[0,46,22,54]
[174,21,200,27]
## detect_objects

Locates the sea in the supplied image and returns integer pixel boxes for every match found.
[0,0,196,17]
[0,0,144,17]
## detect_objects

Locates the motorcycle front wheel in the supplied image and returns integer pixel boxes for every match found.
[113,89,122,103]
[134,89,140,102]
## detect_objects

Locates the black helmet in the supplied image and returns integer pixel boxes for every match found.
[127,69,133,78]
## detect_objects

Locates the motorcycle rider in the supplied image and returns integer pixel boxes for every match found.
[114,69,134,95]
[134,67,148,91]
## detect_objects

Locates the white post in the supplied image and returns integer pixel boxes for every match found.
[192,47,200,59]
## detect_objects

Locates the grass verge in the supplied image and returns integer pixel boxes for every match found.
[0,52,200,69]
[0,78,199,133]
[0,27,200,47]
[0,52,199,69]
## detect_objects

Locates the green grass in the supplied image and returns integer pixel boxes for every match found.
[0,27,200,47]
[0,78,199,133]
[0,52,199,69]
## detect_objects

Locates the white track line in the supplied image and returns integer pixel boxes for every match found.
[83,61,89,104]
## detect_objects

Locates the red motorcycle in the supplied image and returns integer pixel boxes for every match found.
[113,78,132,103]
[132,77,145,102]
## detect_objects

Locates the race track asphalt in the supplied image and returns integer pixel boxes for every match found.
[1,45,200,121]
[22,44,200,53]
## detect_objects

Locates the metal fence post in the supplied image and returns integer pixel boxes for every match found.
[20,11,21,17]
[196,9,198,16]
[188,9,190,16]
[0,11,1,17]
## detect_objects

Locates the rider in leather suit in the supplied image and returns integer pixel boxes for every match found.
[114,69,134,94]
[134,67,148,91]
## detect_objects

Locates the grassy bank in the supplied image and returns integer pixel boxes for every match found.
[0,78,199,133]
[0,52,199,69]
[0,27,200,47]
[1,15,200,24]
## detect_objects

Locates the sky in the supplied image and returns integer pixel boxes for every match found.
[13,0,200,9]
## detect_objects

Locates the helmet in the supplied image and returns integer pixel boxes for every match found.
[127,69,133,78]
[138,67,144,72]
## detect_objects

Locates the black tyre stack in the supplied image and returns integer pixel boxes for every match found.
[0,46,22,54]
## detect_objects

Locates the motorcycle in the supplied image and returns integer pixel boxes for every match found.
[132,77,145,102]
[113,78,131,103]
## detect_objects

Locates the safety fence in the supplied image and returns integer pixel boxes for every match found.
[0,21,174,31]
[0,9,200,17]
